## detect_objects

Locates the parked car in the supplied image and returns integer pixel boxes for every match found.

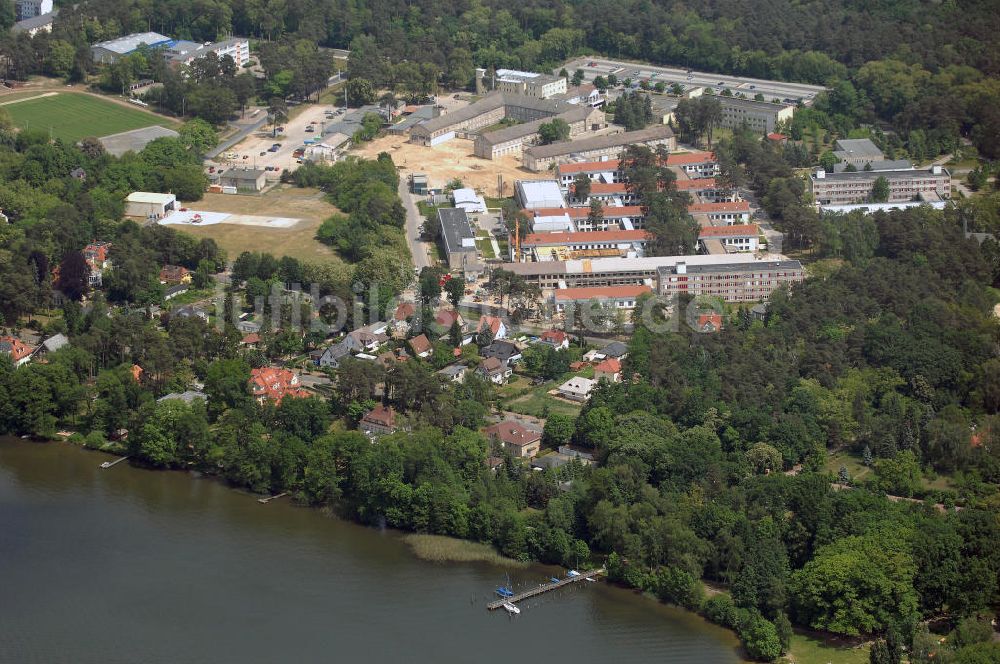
[259,151,266,156]
[305,126,314,133]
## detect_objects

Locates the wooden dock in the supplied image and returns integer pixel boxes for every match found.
[486,568,604,610]
[100,456,129,469]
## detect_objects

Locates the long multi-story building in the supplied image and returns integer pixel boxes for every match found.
[555,151,718,188]
[688,201,752,224]
[656,259,804,302]
[808,165,951,205]
[528,205,647,232]
[91,32,172,64]
[718,97,795,134]
[523,126,676,172]
[410,92,580,147]
[473,105,605,159]
[163,38,251,68]
[502,253,795,295]
[521,229,651,261]
[14,0,51,22]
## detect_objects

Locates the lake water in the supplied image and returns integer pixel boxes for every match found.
[0,438,742,663]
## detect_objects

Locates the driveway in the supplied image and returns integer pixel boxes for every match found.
[398,179,432,270]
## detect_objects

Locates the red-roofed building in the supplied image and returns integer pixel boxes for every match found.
[409,333,433,358]
[696,313,723,333]
[698,223,760,251]
[360,404,397,436]
[529,205,647,231]
[249,367,309,404]
[485,420,542,458]
[159,264,191,285]
[240,332,261,347]
[539,329,569,349]
[521,229,651,260]
[688,200,751,223]
[0,336,34,367]
[767,133,787,144]
[476,315,507,340]
[594,357,622,382]
[552,285,651,312]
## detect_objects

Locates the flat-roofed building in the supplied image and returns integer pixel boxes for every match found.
[91,32,171,64]
[718,97,795,134]
[656,259,804,302]
[528,205,646,232]
[809,166,951,205]
[698,223,760,252]
[502,253,770,290]
[495,69,568,99]
[439,207,477,270]
[555,151,717,185]
[15,0,51,23]
[125,191,177,220]
[515,180,565,210]
[163,38,251,68]
[523,126,676,172]
[522,229,651,261]
[832,138,884,169]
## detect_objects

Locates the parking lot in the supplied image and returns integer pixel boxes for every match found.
[559,57,826,104]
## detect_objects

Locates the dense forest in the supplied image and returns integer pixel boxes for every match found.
[1,0,995,158]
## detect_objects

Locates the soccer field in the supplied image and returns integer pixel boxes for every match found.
[2,92,178,143]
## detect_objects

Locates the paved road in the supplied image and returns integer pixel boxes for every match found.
[398,179,432,270]
[207,112,269,160]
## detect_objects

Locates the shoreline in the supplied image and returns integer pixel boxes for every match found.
[18,436,749,660]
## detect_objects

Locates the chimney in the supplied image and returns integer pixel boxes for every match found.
[475,68,486,95]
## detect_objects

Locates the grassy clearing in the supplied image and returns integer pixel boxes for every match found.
[4,92,177,143]
[475,238,496,259]
[505,383,583,418]
[402,533,526,567]
[174,187,344,264]
[824,450,872,483]
[781,632,869,664]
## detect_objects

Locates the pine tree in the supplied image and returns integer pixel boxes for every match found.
[838,465,850,485]
[863,445,873,467]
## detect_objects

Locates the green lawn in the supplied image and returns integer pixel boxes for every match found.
[4,92,177,143]
[782,632,869,664]
[504,378,584,418]
[476,238,496,259]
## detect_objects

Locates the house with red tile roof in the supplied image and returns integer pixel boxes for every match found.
[594,357,622,383]
[0,336,34,367]
[696,313,723,333]
[552,285,652,312]
[159,265,191,285]
[409,333,433,358]
[359,404,397,437]
[240,332,261,347]
[476,315,507,340]
[688,201,751,224]
[538,329,569,349]
[249,367,309,404]
[485,420,542,458]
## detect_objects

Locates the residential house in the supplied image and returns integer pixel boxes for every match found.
[359,404,397,437]
[437,364,468,383]
[481,340,522,366]
[0,336,34,367]
[346,322,389,353]
[172,305,208,322]
[538,329,570,349]
[696,313,723,333]
[159,265,191,285]
[34,333,69,358]
[476,315,507,340]
[601,341,629,361]
[316,341,351,369]
[240,333,261,348]
[593,357,622,383]
[477,357,512,384]
[409,334,433,358]
[249,367,309,404]
[485,420,542,458]
[557,376,596,402]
